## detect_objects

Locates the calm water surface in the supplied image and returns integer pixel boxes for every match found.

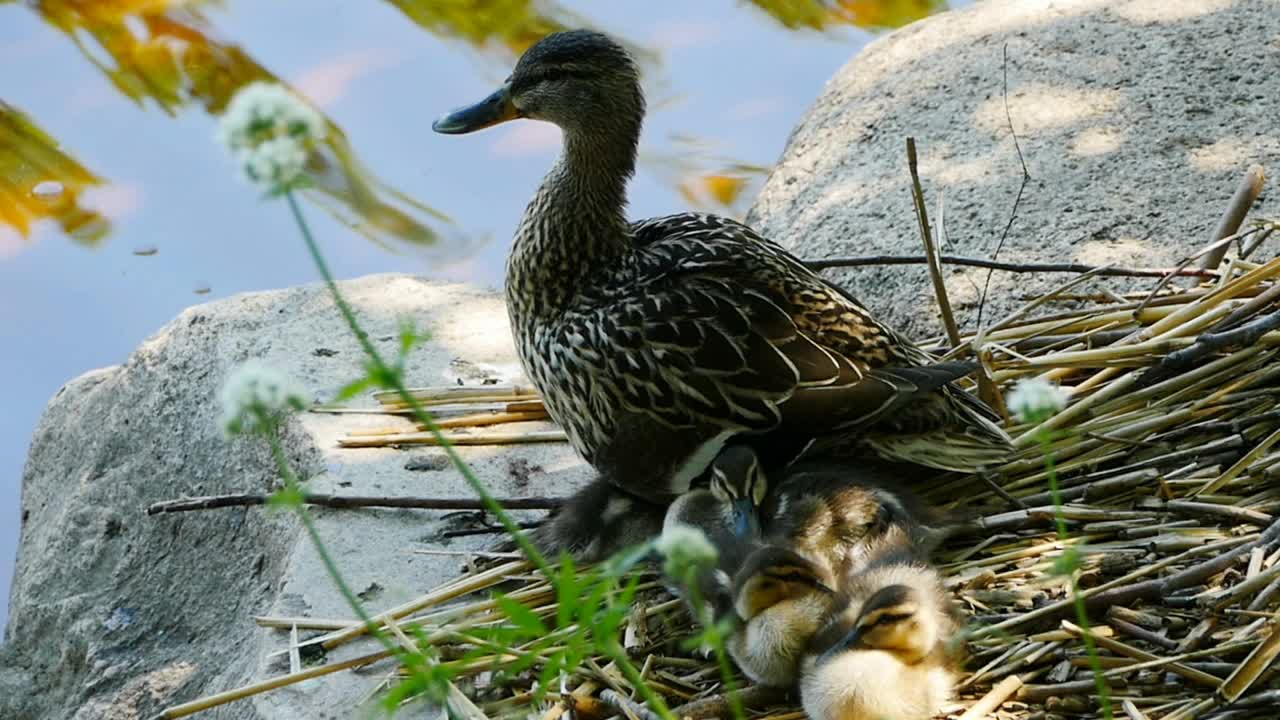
[0,0,954,623]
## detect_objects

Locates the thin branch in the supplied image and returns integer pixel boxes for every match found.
[907,137,961,347]
[976,43,1031,331]
[1199,165,1267,271]
[804,254,1220,278]
[146,493,563,515]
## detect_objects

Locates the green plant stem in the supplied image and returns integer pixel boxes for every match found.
[284,189,550,578]
[683,567,744,720]
[1039,433,1113,719]
[265,427,446,688]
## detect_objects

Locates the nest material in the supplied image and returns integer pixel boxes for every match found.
[421,262,1280,718]
[334,255,1280,720]
[168,251,1280,720]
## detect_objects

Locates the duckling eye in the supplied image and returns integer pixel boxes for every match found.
[873,612,914,627]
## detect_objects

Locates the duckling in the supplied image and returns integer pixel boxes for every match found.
[726,544,838,686]
[762,458,953,581]
[662,445,769,618]
[522,475,666,562]
[799,539,961,720]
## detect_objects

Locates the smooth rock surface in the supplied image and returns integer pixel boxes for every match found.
[750,0,1279,340]
[2,275,591,720]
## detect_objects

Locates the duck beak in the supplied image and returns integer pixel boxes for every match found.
[432,83,521,134]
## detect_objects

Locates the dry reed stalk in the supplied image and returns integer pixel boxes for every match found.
[320,560,530,650]
[152,648,395,718]
[373,384,539,404]
[959,674,1025,718]
[338,429,567,447]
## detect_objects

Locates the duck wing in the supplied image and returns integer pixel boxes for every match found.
[552,214,1004,496]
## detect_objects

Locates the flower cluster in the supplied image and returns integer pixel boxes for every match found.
[655,523,718,578]
[216,82,326,191]
[1007,377,1069,424]
[219,360,309,435]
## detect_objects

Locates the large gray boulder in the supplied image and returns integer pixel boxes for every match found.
[1,275,591,720]
[750,0,1279,340]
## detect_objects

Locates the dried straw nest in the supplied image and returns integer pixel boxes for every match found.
[156,202,1280,720]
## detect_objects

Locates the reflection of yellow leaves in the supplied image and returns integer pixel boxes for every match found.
[384,1,659,69]
[678,171,761,212]
[749,0,945,31]
[836,0,945,30]
[20,0,454,250]
[385,0,572,58]
[704,174,749,206]
[0,102,110,245]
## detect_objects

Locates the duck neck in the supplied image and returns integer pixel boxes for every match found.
[507,120,639,319]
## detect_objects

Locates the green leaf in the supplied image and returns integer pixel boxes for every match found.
[268,484,305,510]
[333,377,374,402]
[496,593,547,637]
[397,317,428,363]
[555,554,579,629]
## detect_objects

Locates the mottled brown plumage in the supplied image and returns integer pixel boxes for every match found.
[434,29,1012,502]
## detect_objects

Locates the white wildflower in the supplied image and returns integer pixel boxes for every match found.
[216,82,325,191]
[219,360,309,435]
[1007,377,1069,424]
[655,524,718,577]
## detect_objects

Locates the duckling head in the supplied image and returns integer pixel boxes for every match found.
[709,446,768,538]
[828,584,936,665]
[733,545,834,620]
[800,584,955,720]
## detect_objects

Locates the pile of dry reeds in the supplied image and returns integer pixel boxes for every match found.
[154,178,1280,720]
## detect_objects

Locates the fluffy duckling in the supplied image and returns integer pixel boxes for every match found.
[799,538,961,720]
[761,458,951,581]
[727,544,838,686]
[663,445,769,617]
[524,476,666,562]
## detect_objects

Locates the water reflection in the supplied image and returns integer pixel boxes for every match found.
[0,102,110,244]
[750,0,945,30]
[7,0,453,250]
[0,0,946,251]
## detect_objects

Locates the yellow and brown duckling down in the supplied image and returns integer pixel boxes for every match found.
[728,544,839,687]
[710,451,947,688]
[433,29,1012,505]
[799,533,962,720]
[762,458,952,581]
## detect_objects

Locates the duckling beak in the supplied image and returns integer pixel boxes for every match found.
[732,498,759,537]
[432,83,521,134]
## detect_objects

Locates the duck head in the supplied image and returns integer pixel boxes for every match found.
[432,30,643,138]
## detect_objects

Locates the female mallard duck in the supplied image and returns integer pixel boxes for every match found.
[799,536,962,720]
[433,30,1011,503]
